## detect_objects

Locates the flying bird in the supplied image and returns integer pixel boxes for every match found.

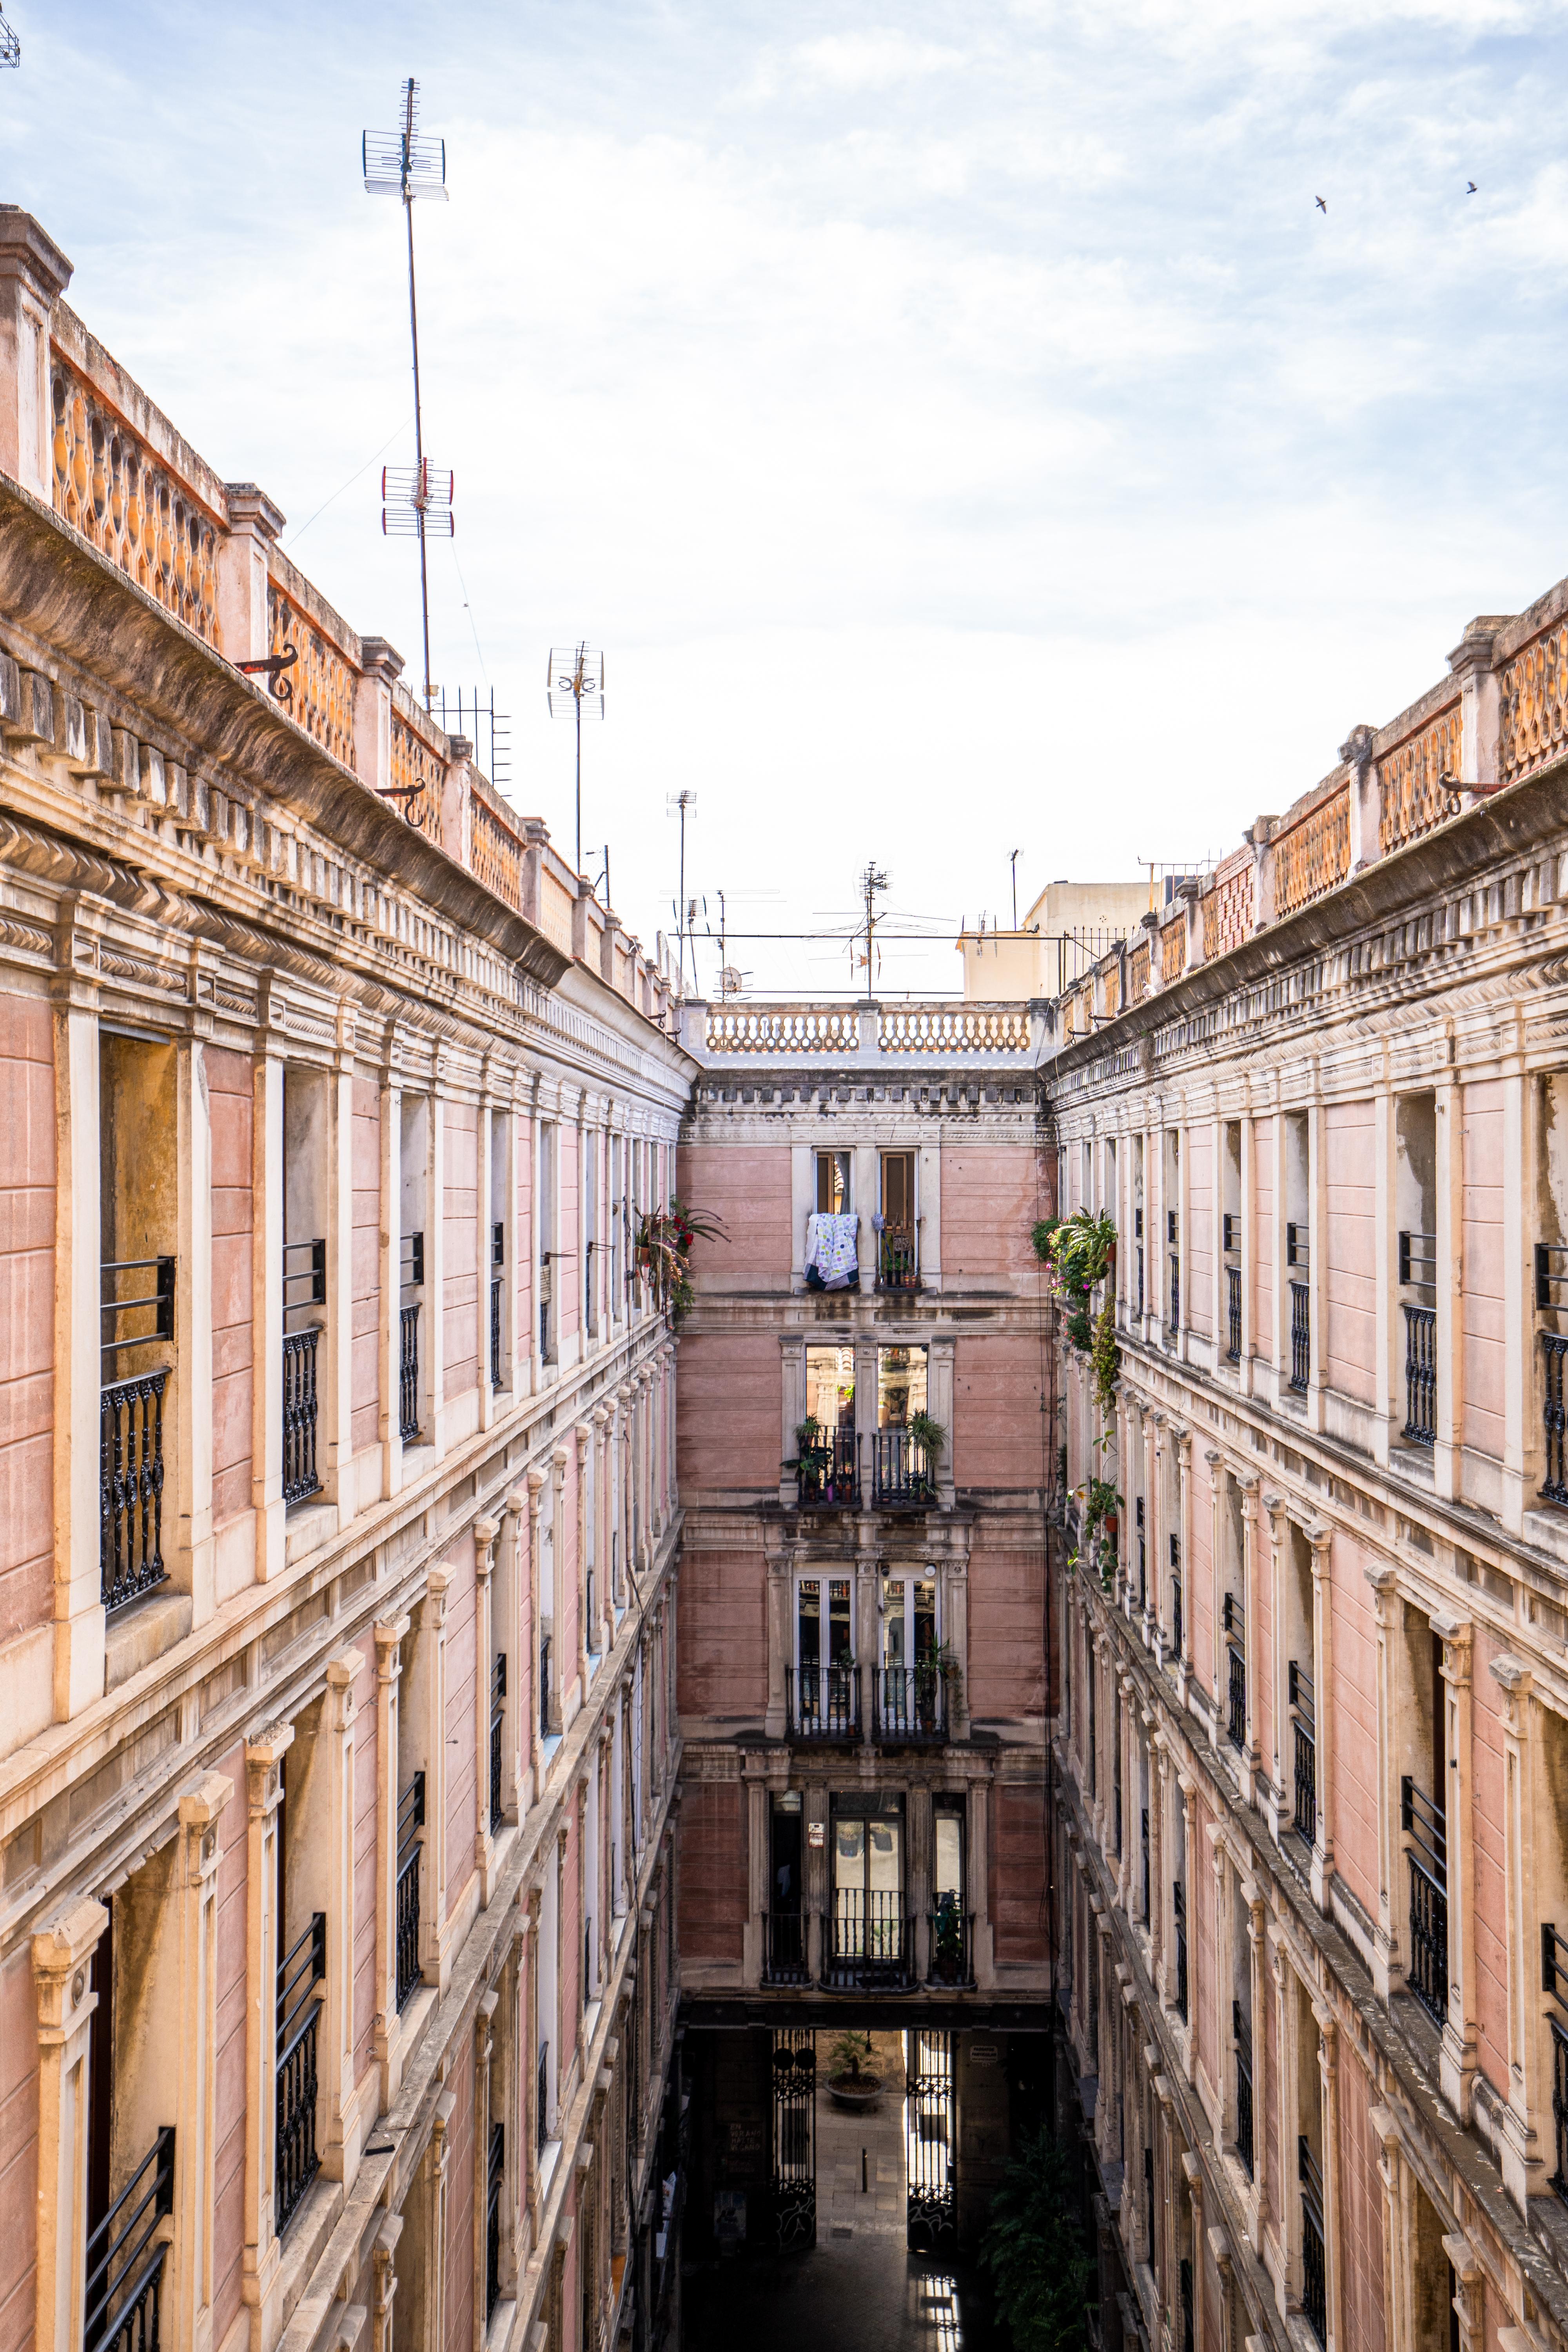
[1315,195,1327,212]
[1466,180,1477,193]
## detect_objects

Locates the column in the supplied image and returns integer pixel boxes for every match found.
[1269,1093,1288,1405]
[1264,1495,1288,1844]
[422,1569,454,1992]
[177,1024,216,1625]
[526,1469,545,1786]
[377,1051,403,1497]
[1306,1090,1327,1435]
[1316,2008,1343,2352]
[168,1773,232,2352]
[372,1615,410,2111]
[765,1545,789,1741]
[1500,1034,1530,1535]
[368,2213,402,2352]
[477,1094,497,1432]
[324,1034,356,1524]
[250,1022,286,1583]
[241,1722,293,2350]
[1244,1892,1267,2257]
[1181,2151,1205,2352]
[52,982,103,1718]
[1151,1415,1169,1659]
[591,1410,612,1649]
[31,1896,110,2352]
[475,1515,500,1902]
[472,1993,497,2342]
[575,1425,592,1691]
[1205,1449,1224,1720]
[1239,1095,1256,1397]
[1434,1074,1464,1503]
[425,1078,448,1437]
[1492,1653,1544,2210]
[319,1653,365,2182]
[426,2089,457,2352]
[1238,1473,1261,1807]
[1175,1426,1192,1697]
[499,1489,528,1820]
[1372,1074,1396,1470]
[1308,1525,1334,1915]
[1433,1610,1477,2120]
[1181,1778,1199,2086]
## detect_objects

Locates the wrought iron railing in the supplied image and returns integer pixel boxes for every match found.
[1403,1304,1437,1446]
[1136,1496,1146,1612]
[1141,1805,1150,1923]
[871,1430,936,1508]
[822,1889,912,1990]
[927,1902,975,1987]
[1227,1265,1242,1361]
[795,1429,860,1509]
[1170,1568,1183,1663]
[761,1909,810,1985]
[1180,2256,1194,2352]
[398,1303,420,1442]
[539,1633,552,1739]
[491,1221,505,1389]
[537,2042,550,2151]
[1399,1227,1437,1288]
[1290,1661,1316,1840]
[1289,1281,1310,1392]
[281,1330,321,1505]
[877,1223,920,1292]
[1544,1334,1568,1504]
[1224,1592,1246,1749]
[1401,1775,1448,2026]
[83,2124,175,2352]
[788,1665,860,1740]
[101,1370,169,1613]
[396,1770,425,2010]
[1299,2136,1327,2345]
[875,1665,947,1743]
[101,1253,174,1364]
[489,1654,506,1832]
[485,2119,504,2323]
[1234,2002,1254,2179]
[1169,1252,1180,1334]
[1172,1881,1188,2020]
[1545,1924,1568,2205]
[275,1911,326,2236]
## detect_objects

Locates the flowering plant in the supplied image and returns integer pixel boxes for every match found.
[1033,1210,1120,1411]
[634,1197,729,1325]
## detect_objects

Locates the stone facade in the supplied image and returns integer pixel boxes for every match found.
[1045,572,1568,2350]
[0,211,687,2352]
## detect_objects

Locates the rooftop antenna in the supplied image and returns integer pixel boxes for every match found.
[1009,848,1020,930]
[363,79,452,712]
[548,644,605,875]
[666,791,696,992]
[857,863,889,1005]
[0,8,19,65]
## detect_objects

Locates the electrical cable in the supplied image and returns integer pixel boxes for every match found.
[283,412,413,551]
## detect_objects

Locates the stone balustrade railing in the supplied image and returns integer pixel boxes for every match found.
[690,1000,1041,1063]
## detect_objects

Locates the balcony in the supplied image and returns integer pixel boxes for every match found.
[874,1665,948,1745]
[1290,1662,1317,1841]
[1299,2138,1327,2347]
[1401,1775,1448,2027]
[1223,1593,1245,1750]
[1289,1281,1310,1392]
[871,1430,936,1510]
[927,1902,976,1988]
[489,1655,506,1833]
[1226,1263,1241,1361]
[485,2120,504,2326]
[795,1429,860,1510]
[875,1221,920,1293]
[84,2125,174,2352]
[1543,1333,1568,1503]
[275,1911,326,2236]
[761,1910,811,1986]
[788,1665,861,1742]
[100,1251,175,1616]
[1545,1925,1568,2203]
[822,1890,913,1991]
[1403,1303,1437,1446]
[396,1770,425,2011]
[281,1236,325,1506]
[1233,2002,1254,2180]
[1172,1881,1188,2021]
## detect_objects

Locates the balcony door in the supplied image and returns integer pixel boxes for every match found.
[879,1572,940,1733]
[831,1795,904,1965]
[794,1575,855,1730]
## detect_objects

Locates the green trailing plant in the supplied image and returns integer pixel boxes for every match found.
[794,1415,824,1453]
[980,2128,1097,2352]
[908,1410,946,1461]
[916,1636,964,1713]
[1091,1298,1121,1415]
[1031,1216,1061,1265]
[1035,1210,1119,1377]
[932,1889,964,1969]
[634,1198,729,1325]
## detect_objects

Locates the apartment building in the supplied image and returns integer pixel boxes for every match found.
[1044,576,1568,2351]
[670,1000,1058,2258]
[0,211,690,2352]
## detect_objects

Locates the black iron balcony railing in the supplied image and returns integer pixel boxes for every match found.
[281,1329,322,1506]
[101,1370,169,1614]
[762,1909,810,1985]
[927,1901,976,1988]
[1544,1334,1568,1504]
[1289,1281,1310,1392]
[1227,1264,1242,1362]
[1224,1591,1246,1750]
[275,1911,326,2236]
[1299,2137,1327,2346]
[1544,1924,1568,2205]
[1136,1497,1146,1611]
[877,1223,920,1292]
[822,1889,912,1991]
[83,2124,175,2352]
[1401,1775,1449,2027]
[872,1430,936,1508]
[1289,1661,1317,1841]
[1223,1211,1237,1254]
[396,1769,425,2011]
[1141,1805,1150,1924]
[1399,1227,1437,1287]
[1286,1221,1308,1269]
[537,2043,550,2152]
[1403,1303,1437,1446]
[1170,1571,1183,1663]
[491,1222,505,1390]
[101,1253,175,1364]
[539,1633,552,1739]
[489,1653,506,1833]
[398,1303,421,1442]
[796,1429,860,1509]
[1144,2145,1154,2265]
[485,2119,505,2324]
[1172,1882,1188,2021]
[1234,2001,1254,2180]
[788,1664,860,1740]
[1180,2256,1194,2352]
[1169,1252,1180,1334]
[875,1664,947,1743]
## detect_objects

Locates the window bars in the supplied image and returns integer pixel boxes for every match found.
[928,1900,975,1987]
[823,1887,912,1991]
[1170,1535,1183,1661]
[83,2125,175,2352]
[1401,1775,1449,2027]
[1403,1305,1438,1446]
[795,1428,860,1509]
[1223,1592,1246,1750]
[281,1229,326,1506]
[275,1911,327,2236]
[1136,1496,1146,1612]
[539,1633,552,1740]
[100,1370,169,1613]
[1289,1661,1316,1841]
[1169,1251,1181,1336]
[1544,1333,1568,1504]
[1299,2137,1327,2346]
[399,1230,423,1442]
[537,2042,550,2152]
[1142,1805,1151,1924]
[1286,1221,1308,1270]
[1289,1281,1310,1392]
[761,1909,810,1985]
[485,2120,505,2324]
[1227,1264,1242,1362]
[1233,2002,1254,2180]
[489,1653,506,1833]
[875,1664,947,1743]
[491,1220,505,1390]
[1544,1922,1568,2205]
[788,1665,861,1740]
[1172,1881,1188,2020]
[396,1770,425,2010]
[1399,1228,1437,1287]
[871,1429,935,1508]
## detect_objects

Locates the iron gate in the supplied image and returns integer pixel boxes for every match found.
[906,2028,956,2250]
[771,2029,817,2250]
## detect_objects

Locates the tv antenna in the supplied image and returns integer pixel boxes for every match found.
[0,9,19,65]
[857,863,888,1004]
[1009,848,1020,929]
[363,79,452,712]
[666,791,697,993]
[548,644,605,875]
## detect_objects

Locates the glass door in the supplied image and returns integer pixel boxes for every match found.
[795,1576,855,1734]
[879,1572,940,1735]
[829,1797,906,1983]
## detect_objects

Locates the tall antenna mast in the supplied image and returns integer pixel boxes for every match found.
[858,863,888,1005]
[364,79,452,711]
[548,644,606,873]
[1009,848,1020,930]
[666,792,697,993]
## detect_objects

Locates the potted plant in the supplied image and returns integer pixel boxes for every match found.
[826,2030,882,2109]
[931,1890,966,1983]
[907,1411,946,1499]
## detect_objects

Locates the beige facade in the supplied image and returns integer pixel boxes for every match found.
[958,878,1155,1001]
[1043,572,1568,2351]
[0,211,688,2352]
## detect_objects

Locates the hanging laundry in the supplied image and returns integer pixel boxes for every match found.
[804,1211,859,1290]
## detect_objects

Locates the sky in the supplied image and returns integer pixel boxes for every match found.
[5,0,1568,996]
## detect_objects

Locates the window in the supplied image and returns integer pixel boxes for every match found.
[538,1123,557,1362]
[878,1151,919,1290]
[815,1149,851,1213]
[877,1345,928,1426]
[880,1572,937,1668]
[797,1575,853,1674]
[805,1344,855,1430]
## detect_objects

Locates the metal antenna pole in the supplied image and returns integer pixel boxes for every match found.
[575,646,584,874]
[679,800,688,991]
[401,82,434,712]
[1010,848,1020,930]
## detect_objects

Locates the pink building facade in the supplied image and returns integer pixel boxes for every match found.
[1047,585,1568,2352]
